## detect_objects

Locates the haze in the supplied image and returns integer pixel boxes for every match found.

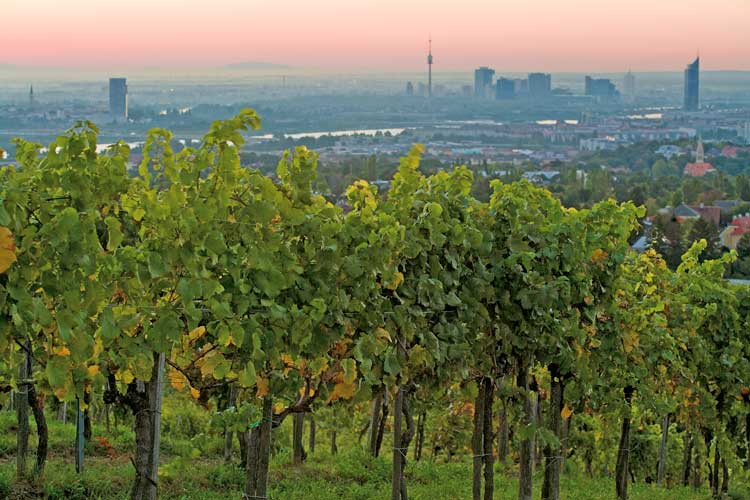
[2,0,749,71]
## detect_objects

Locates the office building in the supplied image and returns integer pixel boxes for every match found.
[528,73,551,97]
[495,78,516,100]
[684,57,700,111]
[474,67,495,98]
[109,78,128,121]
[585,76,619,98]
[406,82,414,97]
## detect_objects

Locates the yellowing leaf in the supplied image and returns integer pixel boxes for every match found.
[385,271,404,290]
[375,327,391,343]
[591,248,608,263]
[119,369,134,385]
[190,387,200,399]
[622,331,640,353]
[54,346,71,357]
[328,380,357,402]
[0,227,17,274]
[256,376,270,398]
[188,326,206,342]
[561,404,573,419]
[87,365,100,377]
[281,353,295,368]
[168,367,188,391]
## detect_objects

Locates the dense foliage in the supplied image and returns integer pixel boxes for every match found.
[0,111,748,500]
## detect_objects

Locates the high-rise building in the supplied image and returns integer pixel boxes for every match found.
[495,78,516,100]
[109,78,128,121]
[684,57,700,111]
[514,78,529,95]
[623,71,636,100]
[406,82,414,97]
[474,67,495,98]
[29,85,34,108]
[740,122,750,144]
[427,37,433,98]
[528,73,551,97]
[585,76,619,98]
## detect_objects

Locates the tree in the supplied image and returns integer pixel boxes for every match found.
[685,218,721,260]
[736,174,750,201]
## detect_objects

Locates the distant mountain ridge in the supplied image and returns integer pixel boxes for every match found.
[225,61,292,70]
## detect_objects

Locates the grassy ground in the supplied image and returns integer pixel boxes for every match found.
[2,448,743,500]
[0,413,746,499]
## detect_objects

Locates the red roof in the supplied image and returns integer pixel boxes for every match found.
[688,205,721,226]
[722,146,738,158]
[684,162,716,177]
[729,216,750,236]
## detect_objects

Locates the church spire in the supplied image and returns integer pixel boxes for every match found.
[696,136,705,163]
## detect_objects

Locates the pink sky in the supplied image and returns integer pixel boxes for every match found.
[1,0,749,71]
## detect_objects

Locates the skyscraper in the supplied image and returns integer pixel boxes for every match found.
[495,78,516,100]
[406,81,414,97]
[29,85,34,108]
[623,71,635,100]
[528,73,551,97]
[474,67,495,98]
[684,57,700,111]
[427,37,433,98]
[109,78,128,121]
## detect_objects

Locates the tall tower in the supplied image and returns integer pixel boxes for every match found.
[624,70,635,100]
[109,78,128,121]
[29,85,34,108]
[684,56,700,111]
[427,36,433,98]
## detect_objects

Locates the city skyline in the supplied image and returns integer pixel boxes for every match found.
[1,0,749,71]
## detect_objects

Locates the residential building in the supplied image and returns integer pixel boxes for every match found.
[655,145,682,159]
[671,203,720,226]
[495,78,516,100]
[720,214,750,249]
[585,76,619,98]
[474,67,495,98]
[528,73,551,97]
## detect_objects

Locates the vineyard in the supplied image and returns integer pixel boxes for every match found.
[0,110,748,500]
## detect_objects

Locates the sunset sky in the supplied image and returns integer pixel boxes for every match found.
[2,0,748,71]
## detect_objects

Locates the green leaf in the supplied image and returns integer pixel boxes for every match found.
[105,216,124,251]
[238,362,257,388]
[147,252,167,278]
